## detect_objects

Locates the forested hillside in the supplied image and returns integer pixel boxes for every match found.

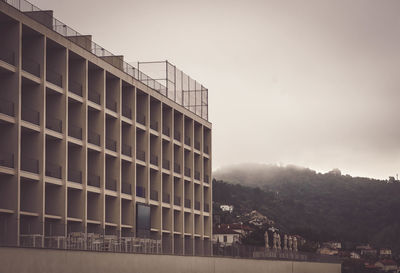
[213,164,400,253]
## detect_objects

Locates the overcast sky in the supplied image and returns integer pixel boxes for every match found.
[32,0,400,179]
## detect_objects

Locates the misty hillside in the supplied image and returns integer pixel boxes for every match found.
[212,164,400,252]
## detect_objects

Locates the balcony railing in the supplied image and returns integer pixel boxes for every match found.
[162,126,170,137]
[136,150,145,162]
[106,137,117,152]
[150,120,158,131]
[195,201,200,211]
[194,171,200,180]
[22,57,40,77]
[106,98,117,112]
[150,154,158,166]
[150,190,158,201]
[174,131,181,141]
[68,168,82,183]
[184,198,191,208]
[162,159,170,170]
[88,130,100,146]
[87,173,100,187]
[174,196,181,206]
[122,105,131,119]
[204,204,210,212]
[68,124,82,140]
[174,162,180,173]
[184,167,191,177]
[21,106,40,125]
[0,48,15,65]
[204,145,209,154]
[184,136,191,146]
[162,193,170,203]
[21,156,39,174]
[121,182,131,195]
[0,98,15,117]
[46,116,62,133]
[136,114,145,125]
[88,89,101,104]
[194,141,200,150]
[106,177,117,191]
[46,69,63,87]
[46,162,62,179]
[121,143,132,157]
[136,186,145,198]
[0,152,14,168]
[68,80,83,96]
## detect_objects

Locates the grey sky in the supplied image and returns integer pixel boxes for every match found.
[32,0,400,179]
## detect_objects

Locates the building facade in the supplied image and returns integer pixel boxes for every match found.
[0,0,212,254]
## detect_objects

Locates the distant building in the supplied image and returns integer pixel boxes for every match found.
[357,245,378,257]
[374,259,398,272]
[380,248,392,257]
[350,252,361,259]
[220,205,234,213]
[317,247,339,256]
[322,242,342,250]
[213,224,240,245]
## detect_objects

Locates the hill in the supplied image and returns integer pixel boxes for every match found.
[212,163,400,253]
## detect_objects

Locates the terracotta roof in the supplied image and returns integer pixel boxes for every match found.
[213,224,241,235]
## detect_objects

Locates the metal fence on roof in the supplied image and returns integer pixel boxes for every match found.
[3,0,208,121]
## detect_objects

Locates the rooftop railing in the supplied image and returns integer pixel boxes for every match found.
[4,0,209,120]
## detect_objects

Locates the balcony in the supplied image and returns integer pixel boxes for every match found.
[121,143,132,157]
[194,141,200,150]
[0,98,15,117]
[204,175,209,184]
[162,193,170,203]
[88,131,100,146]
[194,171,200,180]
[184,198,191,209]
[0,152,14,168]
[46,116,62,133]
[22,57,40,77]
[68,80,83,96]
[0,48,15,65]
[136,114,145,125]
[150,154,158,166]
[204,203,210,212]
[174,162,180,174]
[106,98,117,112]
[46,68,62,87]
[21,106,40,125]
[195,201,200,211]
[174,131,181,141]
[136,186,145,198]
[174,196,181,206]
[150,190,158,201]
[150,120,158,131]
[106,137,117,152]
[162,126,170,137]
[68,124,82,140]
[88,89,101,104]
[162,159,170,170]
[204,145,209,154]
[106,177,117,191]
[184,136,191,146]
[136,150,145,162]
[21,156,39,174]
[87,173,100,187]
[121,182,131,195]
[68,168,82,183]
[45,162,62,179]
[184,167,191,177]
[122,104,131,119]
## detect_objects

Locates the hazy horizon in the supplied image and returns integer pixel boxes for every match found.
[30,0,400,179]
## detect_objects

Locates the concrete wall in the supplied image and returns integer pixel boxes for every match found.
[0,247,341,273]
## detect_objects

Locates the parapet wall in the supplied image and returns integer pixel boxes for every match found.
[0,247,341,273]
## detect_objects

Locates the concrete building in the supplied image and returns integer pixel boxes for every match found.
[0,0,212,254]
